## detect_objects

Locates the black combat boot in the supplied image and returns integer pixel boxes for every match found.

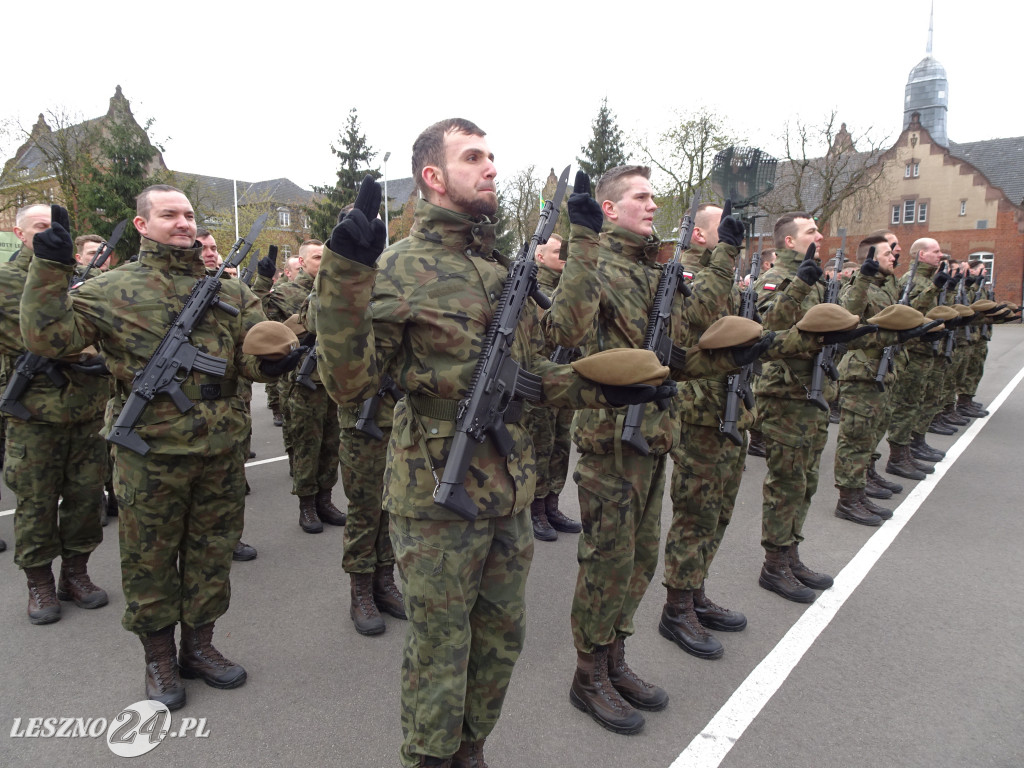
[864,473,893,499]
[25,564,61,624]
[747,429,767,457]
[868,460,903,494]
[372,565,407,619]
[788,543,834,590]
[232,540,257,561]
[272,408,283,427]
[0,538,6,553]
[452,739,487,768]
[693,581,747,631]
[570,646,645,734]
[179,622,247,689]
[910,434,945,463]
[57,553,109,609]
[315,488,346,526]
[545,491,582,533]
[834,487,883,527]
[908,452,935,474]
[530,497,556,542]
[659,588,724,659]
[942,405,970,426]
[758,548,816,603]
[828,399,841,424]
[607,635,669,710]
[858,489,893,520]
[350,572,385,636]
[927,416,957,435]
[140,625,186,711]
[299,495,323,533]
[417,756,453,767]
[105,480,119,517]
[957,394,988,418]
[886,443,927,481]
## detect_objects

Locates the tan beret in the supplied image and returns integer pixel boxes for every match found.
[570,348,669,387]
[970,299,997,312]
[795,303,859,333]
[698,316,763,350]
[867,304,926,331]
[283,313,306,338]
[926,305,959,321]
[242,321,300,360]
[59,345,100,364]
[952,303,975,318]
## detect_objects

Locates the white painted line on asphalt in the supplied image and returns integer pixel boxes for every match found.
[670,364,1024,768]
[0,453,290,518]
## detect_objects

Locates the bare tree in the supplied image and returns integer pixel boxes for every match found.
[496,165,540,256]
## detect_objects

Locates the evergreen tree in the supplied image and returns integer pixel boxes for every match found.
[577,98,629,181]
[307,108,380,240]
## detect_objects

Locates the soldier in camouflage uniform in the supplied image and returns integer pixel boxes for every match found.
[521,232,582,541]
[314,121,674,768]
[1,203,109,625]
[958,259,992,417]
[21,185,295,712]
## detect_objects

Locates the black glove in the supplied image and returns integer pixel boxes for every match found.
[258,245,278,278]
[329,176,387,267]
[601,381,677,407]
[567,171,603,232]
[299,332,317,348]
[69,355,110,376]
[717,199,744,248]
[860,246,880,278]
[948,273,963,286]
[51,204,71,232]
[796,257,823,286]
[259,348,303,377]
[32,221,75,265]
[897,319,944,343]
[821,324,878,345]
[729,332,776,367]
[931,262,948,288]
[964,275,977,287]
[920,330,946,344]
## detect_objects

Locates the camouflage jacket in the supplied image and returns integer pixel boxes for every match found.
[0,244,107,425]
[261,269,312,323]
[900,261,942,357]
[315,198,610,520]
[20,237,272,455]
[837,272,901,383]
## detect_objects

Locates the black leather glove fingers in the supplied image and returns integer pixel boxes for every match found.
[796,258,823,286]
[33,221,75,265]
[259,348,303,377]
[920,330,946,344]
[299,332,317,348]
[729,332,776,367]
[932,271,949,289]
[898,319,944,343]
[329,176,386,268]
[567,170,603,232]
[601,380,677,407]
[821,324,878,345]
[717,198,745,248]
[50,204,71,232]
[860,246,880,278]
[257,245,278,278]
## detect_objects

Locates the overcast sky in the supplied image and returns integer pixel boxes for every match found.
[4,0,1018,195]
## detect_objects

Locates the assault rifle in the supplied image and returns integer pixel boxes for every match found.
[431,166,569,520]
[957,269,973,342]
[355,374,403,440]
[239,248,260,286]
[619,192,701,455]
[874,250,920,390]
[107,212,269,455]
[294,334,318,391]
[806,242,842,411]
[720,242,762,446]
[71,218,127,289]
[942,272,959,361]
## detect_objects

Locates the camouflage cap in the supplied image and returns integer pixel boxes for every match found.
[952,304,975,318]
[283,313,306,338]
[697,316,763,350]
[570,348,669,387]
[969,299,997,312]
[867,304,926,330]
[926,305,959,321]
[242,321,300,359]
[795,303,860,333]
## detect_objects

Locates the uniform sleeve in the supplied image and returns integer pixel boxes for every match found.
[542,223,602,348]
[235,282,274,382]
[21,258,100,357]
[756,271,813,330]
[679,243,739,329]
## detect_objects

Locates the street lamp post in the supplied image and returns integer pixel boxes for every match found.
[383,151,391,248]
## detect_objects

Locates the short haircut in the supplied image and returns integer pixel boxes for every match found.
[595,165,650,207]
[15,203,49,229]
[136,184,186,219]
[693,202,723,232]
[772,212,813,250]
[857,234,888,261]
[908,238,932,258]
[868,229,895,240]
[412,118,486,197]
[74,234,104,252]
[299,239,323,260]
[195,228,212,239]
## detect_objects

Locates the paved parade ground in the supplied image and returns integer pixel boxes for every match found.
[2,326,1023,768]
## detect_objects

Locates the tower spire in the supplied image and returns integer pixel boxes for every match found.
[927,1,933,56]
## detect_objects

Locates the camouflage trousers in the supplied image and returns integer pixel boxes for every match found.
[887,353,939,445]
[940,346,969,407]
[835,380,892,488]
[521,402,573,498]
[570,450,666,652]
[282,382,340,497]
[962,339,988,397]
[663,422,746,590]
[757,396,829,552]
[115,446,244,634]
[5,417,105,569]
[391,509,533,767]
[339,425,394,574]
[266,379,281,415]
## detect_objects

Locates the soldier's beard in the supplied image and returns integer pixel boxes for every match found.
[444,174,498,218]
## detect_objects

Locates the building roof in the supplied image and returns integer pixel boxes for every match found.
[948,136,1024,207]
[383,176,417,206]
[169,172,315,211]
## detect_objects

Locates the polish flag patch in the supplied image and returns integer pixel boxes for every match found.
[763,282,778,291]
[682,270,695,280]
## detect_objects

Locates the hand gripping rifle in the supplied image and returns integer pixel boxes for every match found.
[294,331,319,391]
[619,192,701,455]
[107,212,269,455]
[71,218,128,289]
[957,270,973,343]
[874,251,920,390]
[720,243,763,445]
[432,166,570,520]
[355,373,403,440]
[806,242,841,411]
